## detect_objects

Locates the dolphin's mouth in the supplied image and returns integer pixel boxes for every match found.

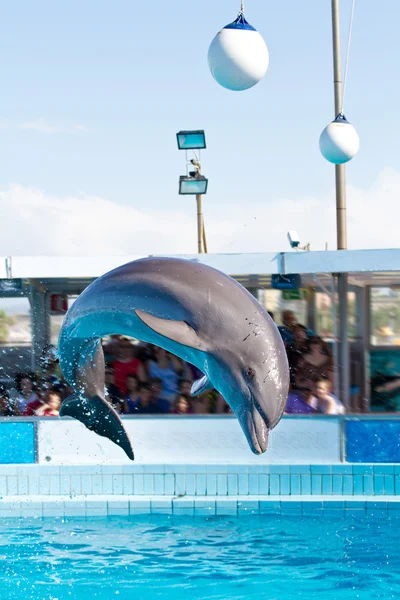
[240,400,269,455]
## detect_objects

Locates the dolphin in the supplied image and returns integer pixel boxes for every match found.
[58,257,289,460]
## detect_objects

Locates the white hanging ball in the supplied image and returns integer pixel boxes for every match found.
[208,13,269,92]
[319,113,360,165]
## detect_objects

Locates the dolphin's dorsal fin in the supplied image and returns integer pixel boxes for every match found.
[191,375,213,397]
[135,309,204,350]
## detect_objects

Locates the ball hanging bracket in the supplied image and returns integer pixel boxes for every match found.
[334,113,349,124]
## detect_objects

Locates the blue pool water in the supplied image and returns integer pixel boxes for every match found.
[0,514,398,600]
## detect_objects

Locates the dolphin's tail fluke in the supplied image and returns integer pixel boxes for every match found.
[60,394,135,461]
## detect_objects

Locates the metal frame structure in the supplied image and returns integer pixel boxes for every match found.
[1,249,400,408]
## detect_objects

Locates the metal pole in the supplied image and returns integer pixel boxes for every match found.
[202,221,208,253]
[195,164,204,254]
[196,194,204,253]
[332,0,349,408]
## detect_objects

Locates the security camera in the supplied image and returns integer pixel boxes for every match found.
[287,231,300,249]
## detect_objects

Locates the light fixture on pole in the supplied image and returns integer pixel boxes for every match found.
[178,174,208,196]
[177,129,208,253]
[176,130,206,150]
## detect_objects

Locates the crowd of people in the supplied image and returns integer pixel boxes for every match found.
[0,309,345,417]
[0,339,232,417]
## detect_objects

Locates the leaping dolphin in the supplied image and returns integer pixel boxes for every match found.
[58,257,289,460]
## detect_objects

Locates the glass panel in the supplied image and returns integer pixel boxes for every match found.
[370,287,400,346]
[0,297,32,344]
[261,289,307,327]
[315,290,359,342]
[315,291,334,340]
[348,291,358,340]
[50,296,77,346]
[0,297,32,379]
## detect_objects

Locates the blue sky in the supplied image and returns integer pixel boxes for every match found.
[0,0,399,256]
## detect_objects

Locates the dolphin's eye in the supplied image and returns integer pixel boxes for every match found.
[245,367,256,381]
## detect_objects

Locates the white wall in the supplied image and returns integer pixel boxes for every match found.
[37,416,341,465]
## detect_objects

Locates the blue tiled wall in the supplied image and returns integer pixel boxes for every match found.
[0,464,398,496]
[346,420,400,463]
[0,422,35,464]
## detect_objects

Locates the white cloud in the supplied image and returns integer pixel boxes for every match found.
[0,168,399,257]
[0,118,90,134]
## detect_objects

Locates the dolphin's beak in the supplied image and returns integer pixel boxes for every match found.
[239,402,269,455]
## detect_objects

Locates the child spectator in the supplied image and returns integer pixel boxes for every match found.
[14,373,39,415]
[123,374,140,414]
[172,395,192,414]
[126,383,162,414]
[315,379,345,415]
[35,390,62,417]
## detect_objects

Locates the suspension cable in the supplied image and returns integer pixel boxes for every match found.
[341,0,356,112]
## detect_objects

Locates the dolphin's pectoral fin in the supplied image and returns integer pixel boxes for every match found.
[191,375,214,397]
[60,394,135,461]
[134,309,204,350]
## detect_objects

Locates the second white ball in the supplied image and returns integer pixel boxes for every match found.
[319,114,360,165]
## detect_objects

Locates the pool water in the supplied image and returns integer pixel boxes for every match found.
[0,514,398,600]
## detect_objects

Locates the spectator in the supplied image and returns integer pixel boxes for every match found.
[0,385,13,416]
[103,334,122,363]
[286,324,309,386]
[126,383,162,414]
[178,379,193,396]
[267,311,275,321]
[278,310,315,348]
[35,390,62,417]
[315,379,345,415]
[285,389,317,414]
[105,367,125,413]
[147,347,182,412]
[14,373,39,415]
[293,337,334,394]
[149,377,162,397]
[172,395,192,414]
[123,374,140,413]
[135,342,154,364]
[111,338,146,395]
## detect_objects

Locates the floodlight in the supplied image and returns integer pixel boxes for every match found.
[179,175,208,195]
[176,130,206,150]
